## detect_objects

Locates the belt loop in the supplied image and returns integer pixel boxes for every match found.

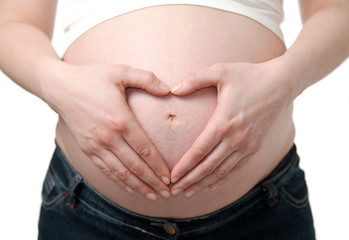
[262,180,280,207]
[65,173,83,209]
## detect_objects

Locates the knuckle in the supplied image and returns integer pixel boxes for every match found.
[79,143,92,155]
[216,168,229,178]
[114,168,130,181]
[91,157,112,176]
[129,162,144,175]
[143,71,156,83]
[117,64,130,75]
[228,138,242,150]
[101,167,112,176]
[234,114,244,127]
[137,146,151,158]
[216,121,231,136]
[202,162,215,174]
[105,115,128,133]
[109,174,120,183]
[94,128,113,147]
[245,139,256,151]
[192,148,206,161]
[234,133,248,147]
[84,136,102,153]
[212,63,228,78]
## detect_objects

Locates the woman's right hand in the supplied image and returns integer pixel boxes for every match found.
[42,63,171,200]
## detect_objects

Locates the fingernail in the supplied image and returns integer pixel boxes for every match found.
[125,186,135,194]
[171,82,183,93]
[161,176,170,185]
[209,183,222,191]
[146,193,157,201]
[160,190,171,198]
[159,82,170,91]
[171,177,178,184]
[172,188,182,196]
[184,190,196,198]
[209,180,225,191]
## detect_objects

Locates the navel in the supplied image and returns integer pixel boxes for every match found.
[168,113,176,121]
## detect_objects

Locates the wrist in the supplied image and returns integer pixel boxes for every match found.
[34,57,72,111]
[263,54,308,104]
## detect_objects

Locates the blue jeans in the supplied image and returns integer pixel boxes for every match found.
[38,144,315,240]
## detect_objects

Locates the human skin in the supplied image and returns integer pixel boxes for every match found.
[170,0,349,197]
[0,0,348,217]
[58,5,293,217]
[0,0,172,200]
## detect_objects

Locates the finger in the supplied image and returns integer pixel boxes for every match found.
[117,65,170,95]
[98,149,161,201]
[207,178,226,191]
[183,151,249,198]
[108,91,171,186]
[89,154,133,193]
[171,138,235,194]
[171,64,223,95]
[121,111,171,186]
[110,140,171,198]
[183,177,227,199]
[171,113,223,184]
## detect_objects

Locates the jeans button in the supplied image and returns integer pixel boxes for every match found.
[163,223,176,235]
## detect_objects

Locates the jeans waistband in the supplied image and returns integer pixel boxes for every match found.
[50,143,299,239]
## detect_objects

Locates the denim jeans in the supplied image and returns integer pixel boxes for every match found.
[38,144,315,240]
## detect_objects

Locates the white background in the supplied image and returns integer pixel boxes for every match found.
[0,1,348,239]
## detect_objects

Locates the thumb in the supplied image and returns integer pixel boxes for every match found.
[171,66,220,95]
[120,66,170,96]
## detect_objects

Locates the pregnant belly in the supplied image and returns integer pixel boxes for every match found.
[58,5,294,217]
[126,87,217,170]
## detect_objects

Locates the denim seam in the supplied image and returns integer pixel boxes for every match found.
[173,187,262,223]
[41,167,70,209]
[76,197,171,240]
[268,152,298,187]
[77,176,265,227]
[46,162,169,239]
[73,186,266,236]
[281,189,309,209]
[49,151,285,230]
[53,148,148,219]
[49,153,168,230]
[178,194,266,235]
[48,144,301,237]
[42,194,66,210]
[52,143,295,221]
[50,164,70,193]
[75,192,266,237]
[53,144,267,222]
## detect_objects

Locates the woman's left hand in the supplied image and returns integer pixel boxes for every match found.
[170,61,293,198]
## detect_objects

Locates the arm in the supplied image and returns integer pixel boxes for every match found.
[0,0,171,200]
[169,0,349,197]
[278,0,349,100]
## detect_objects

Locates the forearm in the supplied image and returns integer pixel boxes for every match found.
[0,22,63,101]
[275,3,349,101]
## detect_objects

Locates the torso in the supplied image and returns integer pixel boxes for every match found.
[57,5,295,218]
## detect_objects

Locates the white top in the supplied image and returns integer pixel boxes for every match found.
[61,0,284,53]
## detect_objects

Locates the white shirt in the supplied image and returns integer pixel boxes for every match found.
[61,0,284,53]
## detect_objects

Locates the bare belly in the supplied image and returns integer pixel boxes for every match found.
[57,5,295,218]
